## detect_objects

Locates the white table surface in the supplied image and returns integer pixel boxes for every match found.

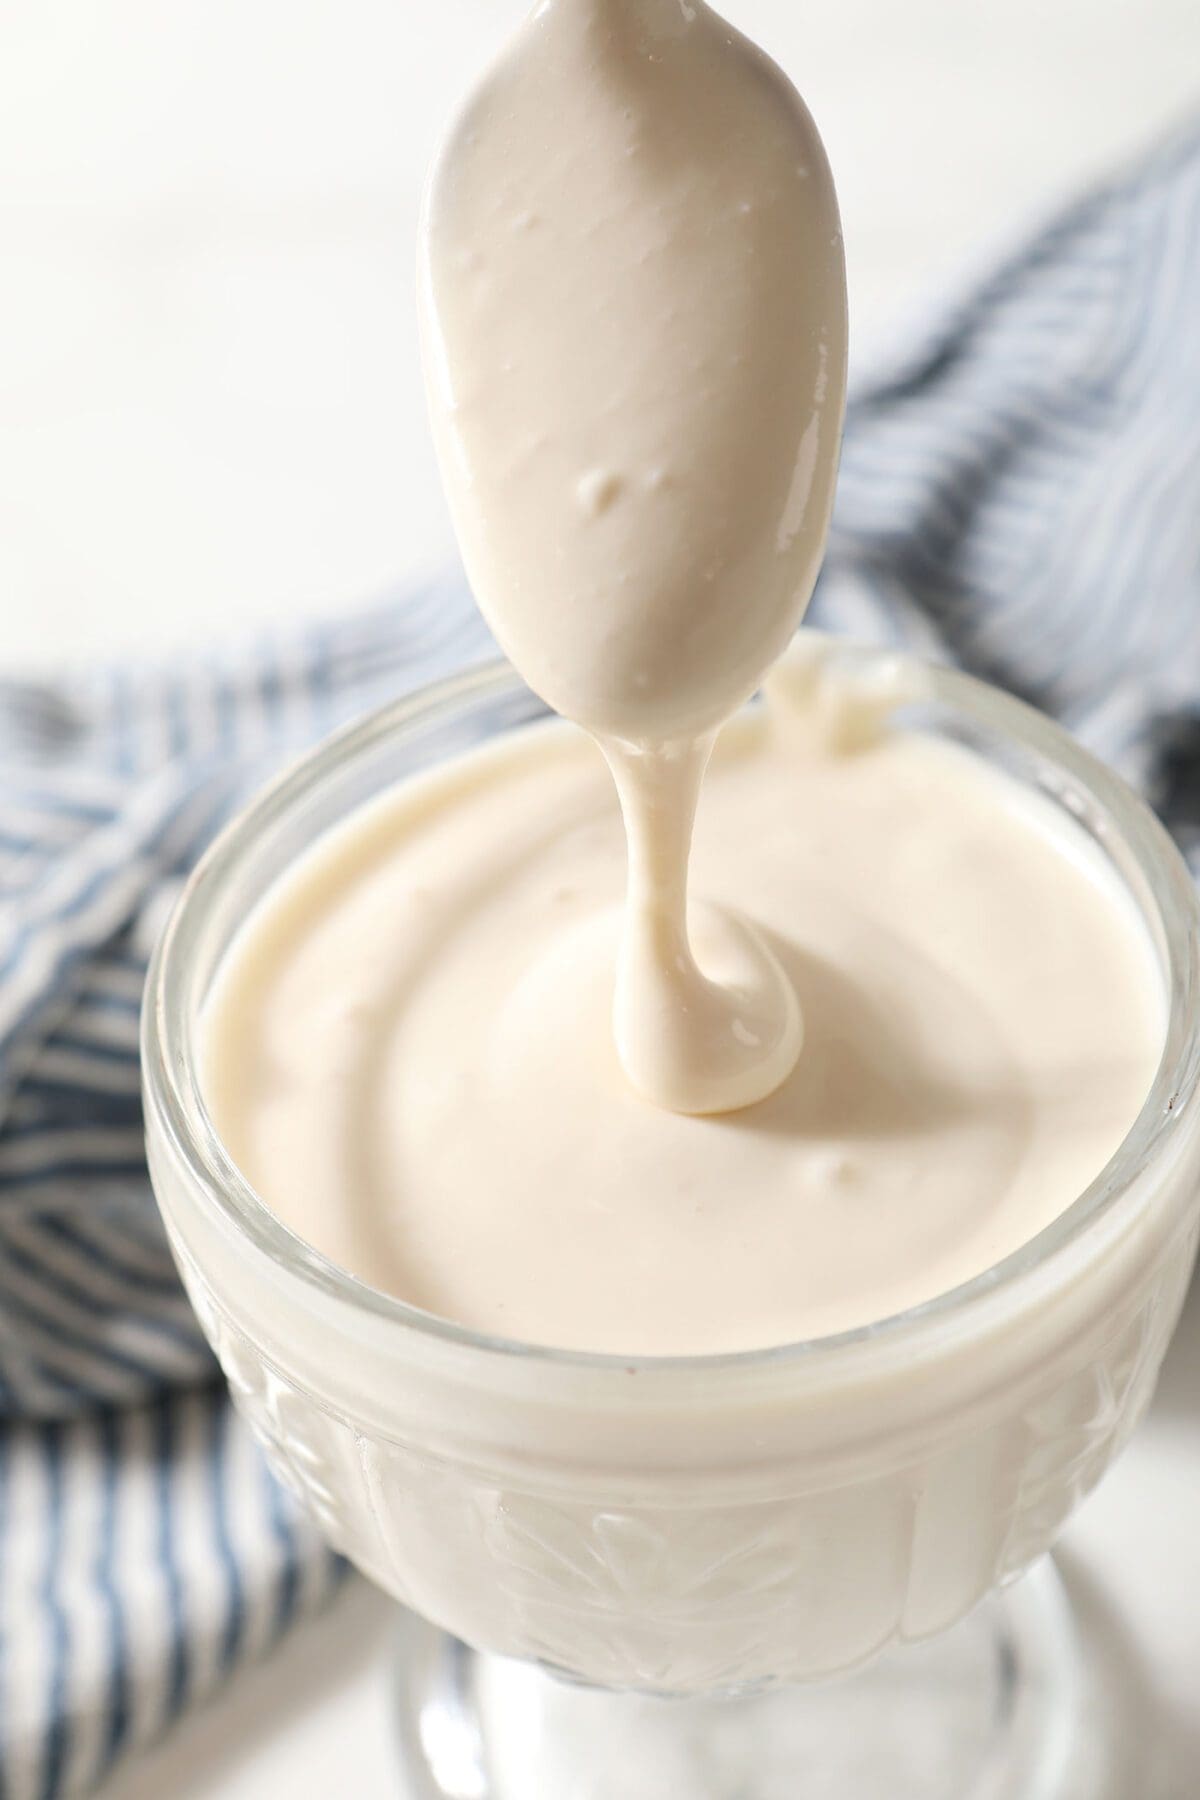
[2,2,1198,1793]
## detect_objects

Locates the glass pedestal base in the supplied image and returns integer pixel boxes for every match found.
[394,1559,1085,1800]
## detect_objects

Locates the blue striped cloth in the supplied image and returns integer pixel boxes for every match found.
[2,116,1198,1796]
[0,593,492,1796]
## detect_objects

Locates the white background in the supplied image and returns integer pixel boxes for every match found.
[2,1,1199,1793]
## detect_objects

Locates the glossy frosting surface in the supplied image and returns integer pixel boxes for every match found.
[203,663,1162,1355]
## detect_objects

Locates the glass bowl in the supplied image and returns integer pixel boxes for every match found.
[142,647,1200,1800]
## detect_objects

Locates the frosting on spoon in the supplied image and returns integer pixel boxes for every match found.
[420,0,847,1111]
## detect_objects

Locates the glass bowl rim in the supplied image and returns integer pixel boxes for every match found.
[142,647,1200,1376]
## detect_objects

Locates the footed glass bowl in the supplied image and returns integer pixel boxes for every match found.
[142,648,1200,1799]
